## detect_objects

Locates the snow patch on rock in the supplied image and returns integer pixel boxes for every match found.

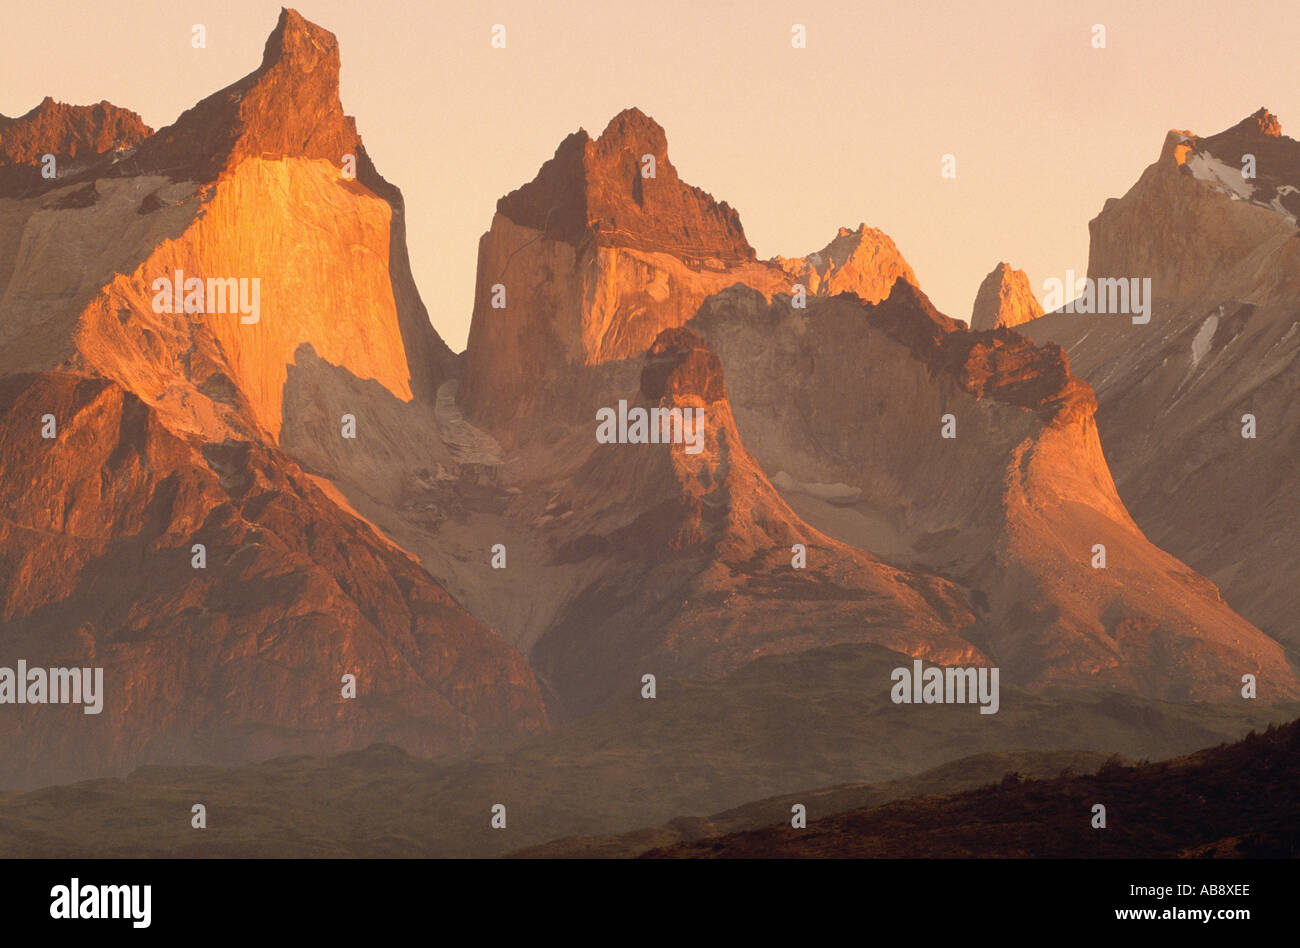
[1186,150,1255,200]
[771,470,862,505]
[1191,311,1219,367]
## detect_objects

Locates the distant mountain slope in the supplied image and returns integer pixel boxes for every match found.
[1022,109,1300,648]
[688,280,1296,700]
[772,223,919,304]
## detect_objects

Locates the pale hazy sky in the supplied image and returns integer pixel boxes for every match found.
[4,1,1297,349]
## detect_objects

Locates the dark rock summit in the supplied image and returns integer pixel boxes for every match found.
[496,107,755,263]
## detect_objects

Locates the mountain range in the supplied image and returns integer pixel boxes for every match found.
[0,9,1294,857]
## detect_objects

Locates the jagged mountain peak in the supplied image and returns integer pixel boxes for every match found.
[1163,108,1285,152]
[1091,110,1300,302]
[494,106,754,262]
[590,106,670,156]
[773,223,919,304]
[461,106,794,429]
[0,96,150,168]
[1231,106,1283,138]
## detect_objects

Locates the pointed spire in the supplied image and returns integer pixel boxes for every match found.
[131,8,357,181]
[259,8,340,74]
[970,262,1043,331]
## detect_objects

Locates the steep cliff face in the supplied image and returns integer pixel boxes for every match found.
[970,262,1044,330]
[774,224,919,304]
[0,9,543,788]
[1,11,453,433]
[1024,110,1300,647]
[1087,108,1300,303]
[687,281,1296,701]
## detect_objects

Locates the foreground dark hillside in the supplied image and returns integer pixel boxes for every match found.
[644,717,1300,858]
